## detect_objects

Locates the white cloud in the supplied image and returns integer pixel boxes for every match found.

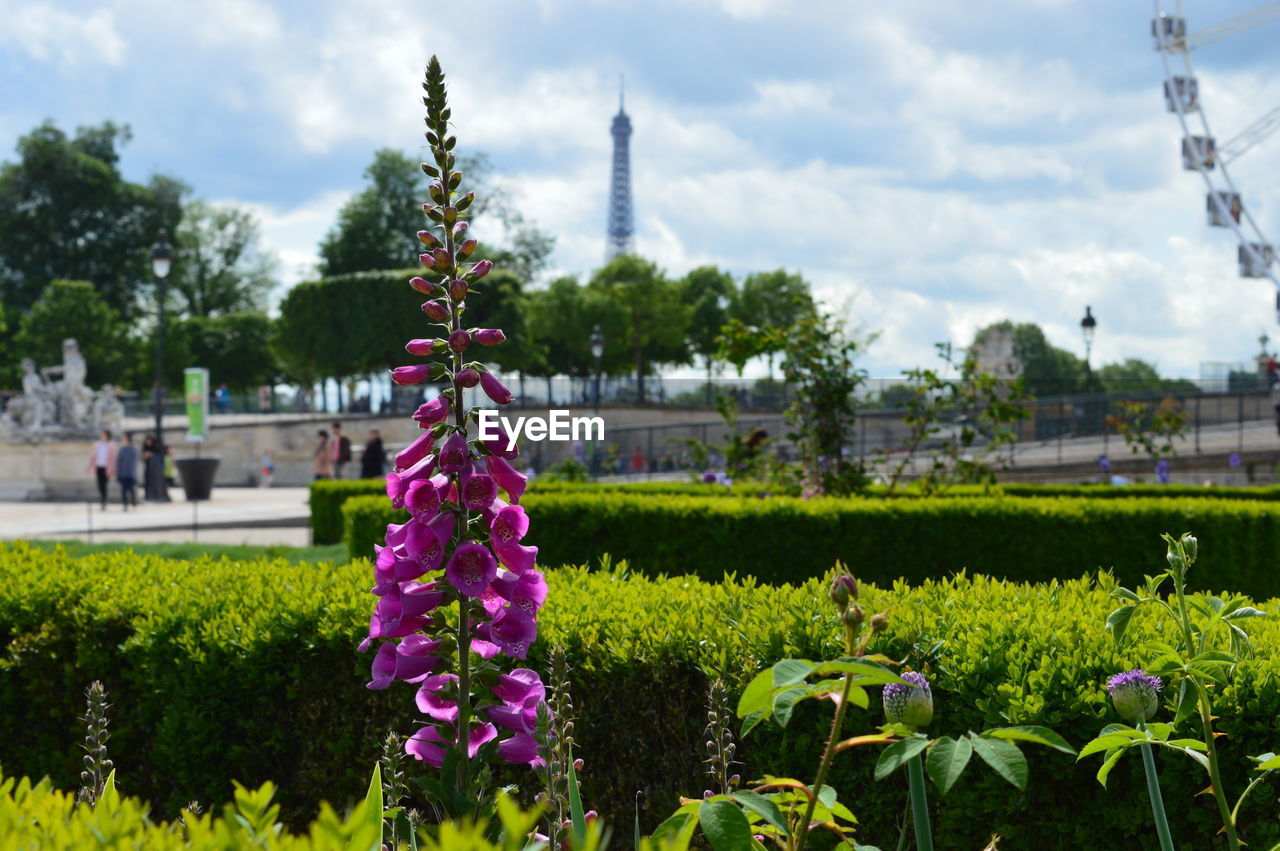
[0,2,126,67]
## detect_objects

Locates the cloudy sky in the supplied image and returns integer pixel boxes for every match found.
[4,0,1280,378]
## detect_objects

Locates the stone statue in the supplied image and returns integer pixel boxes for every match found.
[3,339,122,438]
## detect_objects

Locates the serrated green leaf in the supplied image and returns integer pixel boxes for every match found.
[1225,606,1267,620]
[874,738,929,781]
[969,733,1029,790]
[984,726,1075,755]
[699,799,753,851]
[926,736,973,795]
[771,659,816,688]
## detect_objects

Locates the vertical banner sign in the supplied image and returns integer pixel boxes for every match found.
[184,367,209,443]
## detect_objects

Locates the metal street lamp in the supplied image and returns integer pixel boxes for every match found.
[590,325,605,412]
[150,230,174,502]
[1081,306,1097,393]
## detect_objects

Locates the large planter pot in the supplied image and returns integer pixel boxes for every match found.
[175,457,220,501]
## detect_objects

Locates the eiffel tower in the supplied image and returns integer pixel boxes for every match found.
[605,77,634,261]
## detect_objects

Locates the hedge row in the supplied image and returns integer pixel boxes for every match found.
[311,478,1280,544]
[344,491,1280,599]
[5,542,1280,847]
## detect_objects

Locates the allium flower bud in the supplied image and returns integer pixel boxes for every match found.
[449,279,469,301]
[449,330,471,352]
[830,573,858,609]
[417,230,440,248]
[1107,670,1162,724]
[392,365,432,386]
[457,368,480,388]
[405,339,441,356]
[469,259,493,281]
[481,372,513,405]
[422,300,449,321]
[474,328,506,346]
[410,276,435,295]
[883,672,933,728]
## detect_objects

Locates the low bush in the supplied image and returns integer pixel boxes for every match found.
[343,491,1280,599]
[5,542,1280,847]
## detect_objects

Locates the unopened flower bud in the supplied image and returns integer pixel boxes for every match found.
[474,328,506,346]
[419,252,435,269]
[703,790,713,799]
[883,671,933,728]
[481,372,513,405]
[1107,669,1162,724]
[1167,549,1185,573]
[443,205,458,224]
[573,759,584,771]
[869,612,890,633]
[468,259,493,281]
[456,368,479,388]
[405,338,442,356]
[417,230,439,248]
[409,276,435,295]
[391,365,432,386]
[458,239,478,260]
[449,279,469,301]
[830,573,858,609]
[432,248,451,269]
[1182,534,1198,563]
[422,300,449,321]
[841,603,865,629]
[448,330,471,352]
[453,222,468,239]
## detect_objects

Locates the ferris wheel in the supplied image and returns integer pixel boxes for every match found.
[1153,1,1280,320]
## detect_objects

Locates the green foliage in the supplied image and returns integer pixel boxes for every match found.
[14,280,131,387]
[169,200,277,318]
[12,543,1280,844]
[174,311,278,391]
[1107,398,1190,463]
[343,491,1280,600]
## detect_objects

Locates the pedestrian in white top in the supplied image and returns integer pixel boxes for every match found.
[86,429,116,509]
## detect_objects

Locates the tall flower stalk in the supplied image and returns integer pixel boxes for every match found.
[361,55,546,820]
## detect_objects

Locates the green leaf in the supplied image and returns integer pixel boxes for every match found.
[1174,679,1197,725]
[1105,605,1137,645]
[98,769,119,812]
[1110,587,1141,603]
[984,726,1075,755]
[699,799,754,851]
[737,670,775,719]
[1096,747,1127,788]
[772,687,808,728]
[874,738,929,781]
[360,763,383,851]
[1078,735,1136,761]
[730,790,788,837]
[1165,739,1208,751]
[969,733,1029,790]
[1255,754,1280,772]
[926,736,973,795]
[1225,606,1267,620]
[739,711,765,738]
[567,756,587,847]
[771,659,817,688]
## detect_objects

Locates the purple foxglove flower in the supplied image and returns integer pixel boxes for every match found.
[392,365,431,386]
[405,513,453,571]
[489,505,529,546]
[446,541,498,596]
[449,329,471,352]
[489,608,537,659]
[494,540,538,575]
[385,474,409,509]
[405,338,440,356]
[395,432,436,472]
[493,568,547,619]
[384,521,411,549]
[366,638,443,690]
[469,259,493,281]
[1107,669,1162,723]
[491,668,546,706]
[415,673,460,722]
[883,671,933,728]
[471,633,502,660]
[416,229,439,248]
[406,722,496,766]
[413,395,450,427]
[481,426,519,460]
[487,695,540,732]
[409,276,434,295]
[376,580,445,632]
[474,328,506,346]
[461,472,497,511]
[480,371,513,405]
[405,479,442,518]
[374,545,430,591]
[486,455,526,502]
[422,300,449,321]
[439,432,468,473]
[498,731,544,767]
[1229,452,1242,468]
[457,368,480,388]
[449,278,468,301]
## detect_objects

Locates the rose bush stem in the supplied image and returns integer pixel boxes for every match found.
[906,754,934,851]
[1136,724,1174,851]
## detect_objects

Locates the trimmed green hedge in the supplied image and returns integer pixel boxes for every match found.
[6,542,1280,847]
[312,478,1280,544]
[344,491,1280,599]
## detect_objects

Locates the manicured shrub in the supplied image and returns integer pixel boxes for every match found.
[5,542,1280,847]
[344,492,1280,599]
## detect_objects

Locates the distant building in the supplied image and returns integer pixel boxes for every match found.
[605,81,634,261]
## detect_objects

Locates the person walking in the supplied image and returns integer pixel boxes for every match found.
[260,449,275,488]
[116,433,138,510]
[314,430,333,480]
[332,422,351,479]
[141,435,157,500]
[87,429,115,510]
[360,429,385,479]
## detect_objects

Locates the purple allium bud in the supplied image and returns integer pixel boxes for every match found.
[422,300,449,321]
[474,328,506,346]
[1107,669,1161,723]
[449,330,471,352]
[1098,454,1111,473]
[1229,452,1242,468]
[469,259,493,281]
[405,338,440,356]
[410,276,435,295]
[830,573,858,608]
[392,365,432,386]
[417,230,440,248]
[1155,459,1170,485]
[481,372,513,405]
[412,396,450,427]
[883,672,933,728]
[449,278,469,301]
[457,368,480,388]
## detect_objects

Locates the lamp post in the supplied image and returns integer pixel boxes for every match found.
[1080,306,1097,393]
[590,325,605,413]
[150,231,174,502]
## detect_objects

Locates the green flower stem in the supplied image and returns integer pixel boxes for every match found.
[1136,723,1174,851]
[906,754,934,851]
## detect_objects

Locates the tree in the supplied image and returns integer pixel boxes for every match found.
[526,276,595,400]
[463,268,529,375]
[585,255,691,403]
[682,266,737,388]
[169,200,277,317]
[728,269,813,376]
[0,121,182,318]
[177,312,278,391]
[1097,359,1197,394]
[972,321,1084,398]
[14,280,130,387]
